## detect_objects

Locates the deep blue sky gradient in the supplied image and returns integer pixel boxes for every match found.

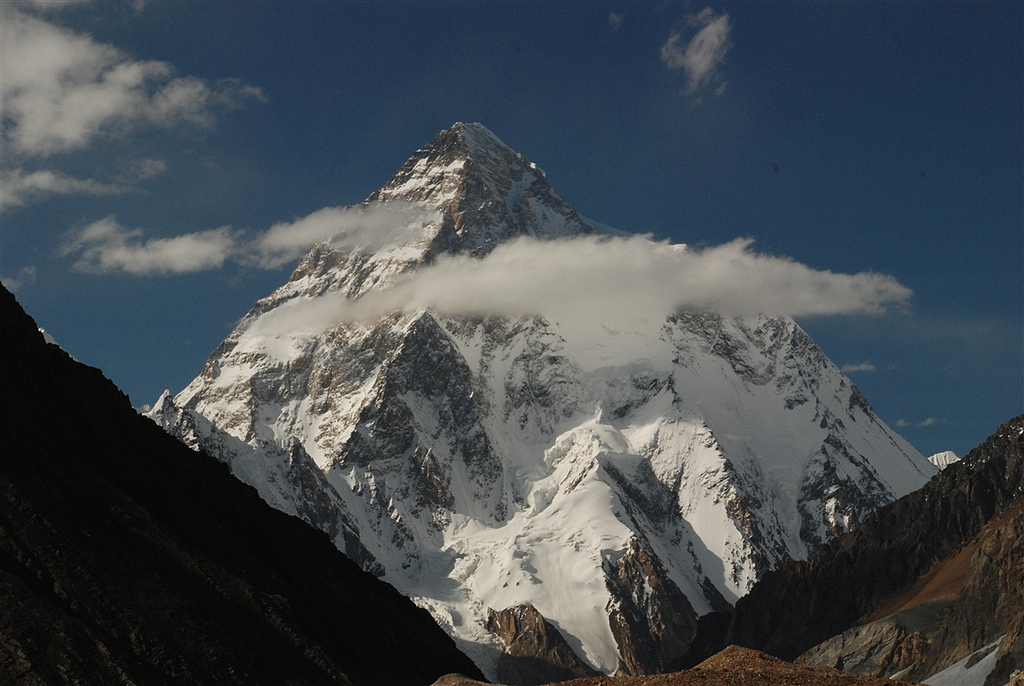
[3,1,1021,457]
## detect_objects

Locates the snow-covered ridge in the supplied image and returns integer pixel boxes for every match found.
[148,123,937,681]
[927,450,960,470]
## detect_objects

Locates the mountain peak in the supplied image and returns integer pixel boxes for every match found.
[150,124,937,682]
[368,122,519,205]
[271,123,596,309]
[451,121,512,155]
[366,123,594,255]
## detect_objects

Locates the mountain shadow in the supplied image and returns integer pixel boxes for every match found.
[0,283,485,686]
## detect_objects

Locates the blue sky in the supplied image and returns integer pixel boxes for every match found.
[2,1,1021,458]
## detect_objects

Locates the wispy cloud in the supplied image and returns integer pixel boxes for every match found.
[1,266,38,292]
[661,7,731,95]
[244,233,913,345]
[1,168,126,209]
[60,216,238,275]
[0,4,264,158]
[59,203,913,333]
[896,417,944,429]
[253,203,438,269]
[59,202,438,275]
[0,4,261,209]
[841,362,877,373]
[18,0,89,10]
[609,12,624,30]
[1,158,167,210]
[117,158,167,183]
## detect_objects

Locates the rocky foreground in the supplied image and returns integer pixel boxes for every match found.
[1,282,484,685]
[433,645,919,686]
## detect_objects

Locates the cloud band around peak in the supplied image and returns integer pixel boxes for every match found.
[59,204,912,327]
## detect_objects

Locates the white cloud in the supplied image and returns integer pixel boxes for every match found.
[841,362,877,373]
[364,235,910,318]
[1,168,126,208]
[59,201,438,274]
[59,207,912,334]
[0,4,263,158]
[609,12,624,30]
[661,8,731,94]
[1,266,38,291]
[60,216,237,275]
[246,234,913,341]
[2,158,167,210]
[896,417,943,429]
[252,202,439,269]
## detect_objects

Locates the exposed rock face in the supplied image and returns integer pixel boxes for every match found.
[685,415,1023,683]
[604,537,699,675]
[799,497,1024,685]
[0,284,484,686]
[988,618,1024,686]
[148,122,936,681]
[907,496,1024,683]
[799,615,933,678]
[365,121,595,259]
[486,604,600,684]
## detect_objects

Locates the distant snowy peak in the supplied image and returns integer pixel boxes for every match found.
[927,450,960,470]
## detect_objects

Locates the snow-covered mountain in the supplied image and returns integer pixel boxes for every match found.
[148,123,936,681]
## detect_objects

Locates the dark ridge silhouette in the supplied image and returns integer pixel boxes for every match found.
[0,283,485,685]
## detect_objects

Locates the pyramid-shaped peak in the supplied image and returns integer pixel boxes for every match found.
[420,122,516,162]
[366,123,594,251]
[371,122,534,204]
[452,121,510,150]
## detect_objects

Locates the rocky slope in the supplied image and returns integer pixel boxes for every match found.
[148,122,937,683]
[799,495,1023,685]
[0,283,483,686]
[685,415,1023,684]
[433,645,917,686]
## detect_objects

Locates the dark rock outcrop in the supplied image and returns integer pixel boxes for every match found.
[486,604,599,685]
[684,414,1023,667]
[798,497,1024,683]
[0,284,484,685]
[604,537,699,675]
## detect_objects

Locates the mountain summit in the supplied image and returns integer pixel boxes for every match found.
[368,122,595,248]
[149,123,936,683]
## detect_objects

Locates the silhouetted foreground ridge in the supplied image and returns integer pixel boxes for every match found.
[0,283,484,685]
